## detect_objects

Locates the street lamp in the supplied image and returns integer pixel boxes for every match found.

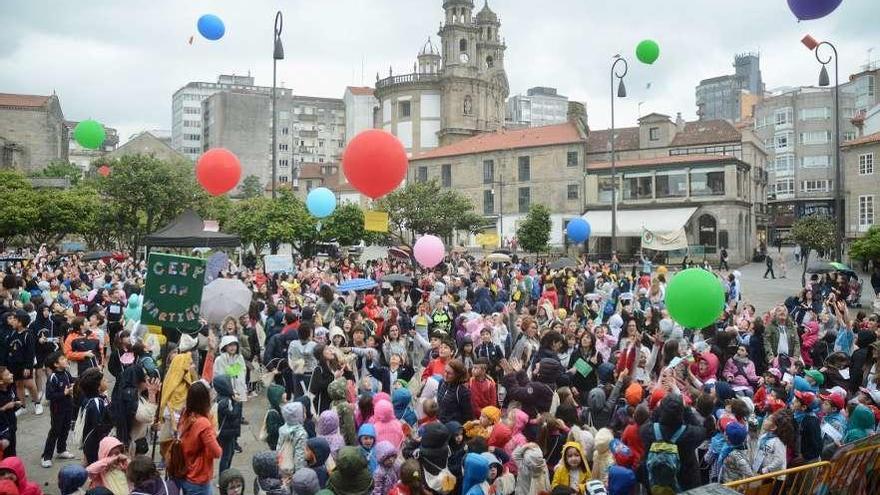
[802,35,843,260]
[271,11,284,201]
[610,55,628,256]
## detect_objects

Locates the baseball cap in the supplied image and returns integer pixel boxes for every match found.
[819,392,845,410]
[795,390,816,406]
[804,369,825,386]
[859,387,880,406]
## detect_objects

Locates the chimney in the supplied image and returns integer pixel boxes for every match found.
[675,112,685,128]
[567,101,588,134]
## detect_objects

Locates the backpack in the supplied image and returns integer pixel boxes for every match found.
[166,433,188,480]
[72,398,100,449]
[647,424,687,495]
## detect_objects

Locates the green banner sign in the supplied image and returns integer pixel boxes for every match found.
[141,253,206,331]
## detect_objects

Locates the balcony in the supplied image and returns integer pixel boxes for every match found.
[299,130,318,138]
[376,72,441,90]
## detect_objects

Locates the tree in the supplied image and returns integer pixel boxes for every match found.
[791,215,836,286]
[321,203,379,247]
[851,226,880,264]
[31,160,83,186]
[28,187,102,246]
[517,204,551,254]
[227,190,318,254]
[195,194,234,228]
[0,171,38,248]
[238,175,263,199]
[375,180,485,246]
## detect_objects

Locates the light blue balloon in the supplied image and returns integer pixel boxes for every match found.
[197,14,226,41]
[306,187,337,218]
[567,218,591,243]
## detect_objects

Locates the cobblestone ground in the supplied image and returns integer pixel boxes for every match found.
[20,249,873,489]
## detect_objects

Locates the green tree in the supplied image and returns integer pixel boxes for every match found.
[195,194,234,228]
[227,190,318,254]
[238,175,263,199]
[791,215,836,286]
[0,171,38,248]
[321,203,378,246]
[851,226,880,264]
[31,160,83,186]
[28,187,102,246]
[517,204,551,254]
[376,180,485,246]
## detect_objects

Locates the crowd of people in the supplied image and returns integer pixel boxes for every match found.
[0,244,879,495]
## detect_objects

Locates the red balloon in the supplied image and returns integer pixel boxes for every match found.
[97,165,111,177]
[196,148,242,196]
[342,129,408,200]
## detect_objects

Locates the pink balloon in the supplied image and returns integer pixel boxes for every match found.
[413,235,445,268]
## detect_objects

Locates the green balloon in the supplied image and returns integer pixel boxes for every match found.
[636,39,660,65]
[665,268,724,329]
[73,120,106,150]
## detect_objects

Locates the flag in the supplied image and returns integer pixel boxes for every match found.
[642,227,688,251]
[363,210,389,232]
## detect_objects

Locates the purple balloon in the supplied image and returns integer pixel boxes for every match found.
[787,0,843,21]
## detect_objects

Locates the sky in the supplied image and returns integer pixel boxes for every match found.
[0,0,877,144]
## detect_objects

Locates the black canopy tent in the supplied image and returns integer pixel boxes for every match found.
[144,209,240,248]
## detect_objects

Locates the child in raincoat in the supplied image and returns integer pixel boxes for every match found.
[213,336,248,401]
[551,441,592,494]
[86,437,130,495]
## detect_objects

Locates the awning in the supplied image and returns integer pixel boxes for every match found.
[582,207,697,237]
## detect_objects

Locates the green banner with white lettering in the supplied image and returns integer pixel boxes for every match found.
[141,253,206,331]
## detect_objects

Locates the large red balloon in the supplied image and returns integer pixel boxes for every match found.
[342,129,408,200]
[196,148,242,196]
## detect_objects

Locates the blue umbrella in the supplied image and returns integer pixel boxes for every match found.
[337,278,378,292]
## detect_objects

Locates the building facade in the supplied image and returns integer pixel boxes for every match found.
[584,113,768,263]
[842,131,880,241]
[343,86,378,145]
[105,131,188,163]
[506,86,571,127]
[374,0,509,156]
[696,53,764,122]
[66,121,119,171]
[0,93,67,172]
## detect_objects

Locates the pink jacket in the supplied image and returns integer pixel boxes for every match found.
[371,400,405,449]
[722,357,760,388]
[801,322,820,366]
[596,334,618,362]
[503,409,529,458]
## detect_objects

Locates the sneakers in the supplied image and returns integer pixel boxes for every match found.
[57,451,76,460]
[14,409,24,418]
[34,403,44,415]
[41,459,52,468]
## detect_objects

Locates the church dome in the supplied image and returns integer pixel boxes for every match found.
[476,1,498,23]
[420,37,440,56]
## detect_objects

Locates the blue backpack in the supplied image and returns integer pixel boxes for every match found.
[647,424,687,495]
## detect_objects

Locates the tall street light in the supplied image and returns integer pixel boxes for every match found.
[802,35,843,259]
[610,55,628,256]
[272,11,284,201]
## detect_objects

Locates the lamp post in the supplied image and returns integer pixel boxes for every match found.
[610,55,628,256]
[802,35,843,260]
[271,11,284,201]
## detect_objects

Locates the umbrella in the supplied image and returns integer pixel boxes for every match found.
[485,253,511,263]
[829,262,851,271]
[549,257,577,270]
[381,274,413,285]
[388,246,412,261]
[360,245,388,262]
[81,251,113,261]
[806,261,835,274]
[337,278,378,292]
[200,278,253,324]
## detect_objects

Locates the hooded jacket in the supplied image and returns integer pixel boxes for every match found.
[481,453,515,495]
[219,469,245,495]
[214,374,242,439]
[306,437,331,487]
[0,458,42,495]
[551,441,592,494]
[58,465,89,495]
[265,384,285,450]
[512,444,550,495]
[252,451,285,495]
[330,378,357,445]
[638,395,707,491]
[372,399,406,449]
[391,388,417,426]
[503,410,530,459]
[160,351,196,417]
[327,447,374,495]
[843,404,877,444]
[461,453,490,495]
[357,423,378,471]
[317,409,345,458]
[214,336,248,400]
[608,465,637,495]
[592,428,615,486]
[437,379,473,424]
[278,402,308,473]
[130,477,180,495]
[291,468,320,495]
[85,437,129,495]
[371,441,401,495]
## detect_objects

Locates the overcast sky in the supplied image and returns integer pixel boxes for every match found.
[1,0,876,144]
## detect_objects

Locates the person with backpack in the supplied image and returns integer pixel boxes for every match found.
[639,393,707,493]
[73,367,112,465]
[168,382,222,495]
[159,334,199,462]
[41,351,76,468]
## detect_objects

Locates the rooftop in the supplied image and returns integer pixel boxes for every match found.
[0,93,51,108]
[412,122,584,160]
[669,120,741,147]
[587,154,740,171]
[347,86,375,96]
[842,131,880,148]
[586,127,640,152]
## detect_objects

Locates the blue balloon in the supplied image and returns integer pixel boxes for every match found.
[197,14,226,41]
[306,187,337,218]
[787,0,843,21]
[567,218,591,243]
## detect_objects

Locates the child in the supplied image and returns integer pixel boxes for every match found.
[356,394,375,429]
[475,328,504,381]
[262,384,285,450]
[77,367,112,465]
[819,392,846,457]
[792,391,822,463]
[41,351,76,467]
[461,452,490,495]
[719,422,752,483]
[86,437,129,495]
[592,428,614,486]
[752,411,787,475]
[418,398,441,437]
[58,464,89,495]
[214,375,243,474]
[389,459,424,495]
[252,451,285,495]
[481,452,515,495]
[0,457,42,495]
[371,441,401,495]
[126,455,179,495]
[391,387,417,428]
[317,410,345,459]
[722,346,761,396]
[290,468,320,495]
[213,337,248,401]
[512,443,551,495]
[304,438,330,488]
[0,367,21,458]
[457,337,476,370]
[328,378,357,445]
[277,402,308,475]
[373,399,405,449]
[551,440,591,494]
[843,404,877,444]
[6,310,40,416]
[327,447,374,495]
[218,468,245,495]
[464,406,500,440]
[357,423,378,471]
[468,358,497,419]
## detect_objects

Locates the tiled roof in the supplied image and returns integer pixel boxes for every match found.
[669,120,741,146]
[347,87,375,96]
[413,122,584,160]
[587,154,736,171]
[842,131,880,148]
[586,127,640,153]
[0,93,50,108]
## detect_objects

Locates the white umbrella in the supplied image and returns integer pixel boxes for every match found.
[200,278,253,324]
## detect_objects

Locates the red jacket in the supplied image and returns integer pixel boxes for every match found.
[421,357,448,382]
[621,423,645,467]
[469,376,497,418]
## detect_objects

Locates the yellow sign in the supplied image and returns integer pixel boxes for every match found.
[475,232,499,248]
[363,210,389,233]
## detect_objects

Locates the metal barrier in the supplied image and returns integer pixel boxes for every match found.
[723,461,831,495]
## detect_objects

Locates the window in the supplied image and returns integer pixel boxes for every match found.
[774,133,791,150]
[183,120,201,128]
[656,172,687,198]
[398,100,411,119]
[567,151,579,167]
[775,178,794,196]
[318,139,325,148]
[518,187,530,213]
[517,156,530,181]
[774,108,793,125]
[441,164,452,187]
[859,195,875,228]
[844,131,857,142]
[801,179,833,193]
[482,160,495,184]
[184,134,201,141]
[279,144,289,151]
[567,184,579,200]
[800,131,831,144]
[459,38,468,52]
[417,166,428,182]
[279,159,289,167]
[800,107,829,120]
[281,127,289,135]
[802,155,830,168]
[649,127,660,141]
[860,153,874,175]
[698,214,718,254]
[184,107,200,115]
[483,190,495,215]
[486,56,494,68]
[279,176,289,183]
[623,174,653,200]
[774,154,795,175]
[689,170,725,196]
[598,176,616,203]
